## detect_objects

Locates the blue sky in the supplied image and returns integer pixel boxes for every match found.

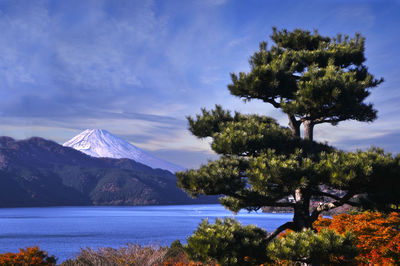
[0,0,399,168]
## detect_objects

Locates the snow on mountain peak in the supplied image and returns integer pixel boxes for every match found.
[63,129,185,173]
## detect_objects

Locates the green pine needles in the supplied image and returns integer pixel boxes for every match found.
[228,27,382,139]
[268,228,358,265]
[186,218,269,265]
[176,28,399,264]
[185,219,358,265]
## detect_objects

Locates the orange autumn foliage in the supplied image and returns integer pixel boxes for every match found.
[163,252,207,266]
[313,211,400,265]
[0,246,56,265]
[163,253,218,266]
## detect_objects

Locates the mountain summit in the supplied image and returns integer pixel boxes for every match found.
[63,129,185,173]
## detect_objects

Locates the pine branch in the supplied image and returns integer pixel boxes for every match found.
[314,191,344,201]
[231,192,296,208]
[310,192,360,222]
[266,221,296,242]
[287,114,301,137]
[265,98,281,108]
[313,117,342,125]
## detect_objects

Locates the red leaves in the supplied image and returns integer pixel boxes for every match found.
[313,212,400,265]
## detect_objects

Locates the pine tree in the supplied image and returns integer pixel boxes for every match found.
[176,28,399,240]
[229,27,382,140]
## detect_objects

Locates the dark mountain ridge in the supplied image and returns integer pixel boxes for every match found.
[0,136,216,207]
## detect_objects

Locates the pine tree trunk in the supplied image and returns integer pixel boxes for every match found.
[303,120,314,141]
[293,207,309,230]
[293,189,312,231]
[288,114,301,138]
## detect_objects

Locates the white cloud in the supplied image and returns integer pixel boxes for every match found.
[0,0,399,168]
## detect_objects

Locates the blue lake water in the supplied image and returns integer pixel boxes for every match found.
[0,204,292,262]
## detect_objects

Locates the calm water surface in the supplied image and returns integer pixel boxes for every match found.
[0,204,292,262]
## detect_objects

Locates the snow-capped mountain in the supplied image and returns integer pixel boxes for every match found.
[63,129,185,173]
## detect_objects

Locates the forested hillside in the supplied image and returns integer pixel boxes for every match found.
[0,137,216,207]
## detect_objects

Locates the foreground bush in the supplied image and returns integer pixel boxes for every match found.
[185,218,360,265]
[61,244,168,266]
[0,246,56,265]
[163,240,193,265]
[269,228,358,265]
[313,211,400,265]
[61,242,210,266]
[185,218,269,265]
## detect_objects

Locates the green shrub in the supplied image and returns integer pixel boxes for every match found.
[185,218,269,265]
[165,240,185,260]
[268,228,358,265]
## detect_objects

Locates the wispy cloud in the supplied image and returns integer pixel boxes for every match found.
[0,0,399,168]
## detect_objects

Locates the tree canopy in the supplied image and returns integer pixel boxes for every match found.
[176,28,398,240]
[228,27,383,139]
